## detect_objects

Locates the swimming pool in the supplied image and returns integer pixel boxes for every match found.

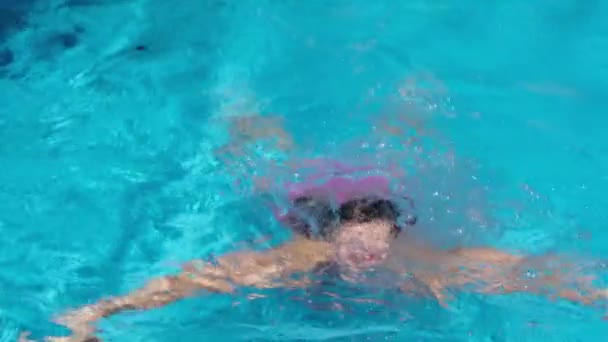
[1,0,608,340]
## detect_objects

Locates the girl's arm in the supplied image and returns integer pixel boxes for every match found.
[418,247,606,308]
[49,238,332,341]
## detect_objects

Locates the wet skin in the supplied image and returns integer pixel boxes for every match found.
[40,219,608,342]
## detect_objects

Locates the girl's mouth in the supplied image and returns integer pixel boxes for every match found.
[346,251,387,267]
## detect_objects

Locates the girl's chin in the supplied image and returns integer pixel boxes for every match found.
[339,252,386,269]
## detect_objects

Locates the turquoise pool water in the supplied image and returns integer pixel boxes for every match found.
[1,0,608,341]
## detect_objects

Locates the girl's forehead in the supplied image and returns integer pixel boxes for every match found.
[340,220,393,232]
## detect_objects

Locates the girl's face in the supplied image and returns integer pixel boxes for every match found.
[333,220,394,269]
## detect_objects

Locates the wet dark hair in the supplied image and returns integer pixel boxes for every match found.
[287,195,417,240]
[338,197,400,223]
[284,196,338,239]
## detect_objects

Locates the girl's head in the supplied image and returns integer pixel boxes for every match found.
[286,195,416,268]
